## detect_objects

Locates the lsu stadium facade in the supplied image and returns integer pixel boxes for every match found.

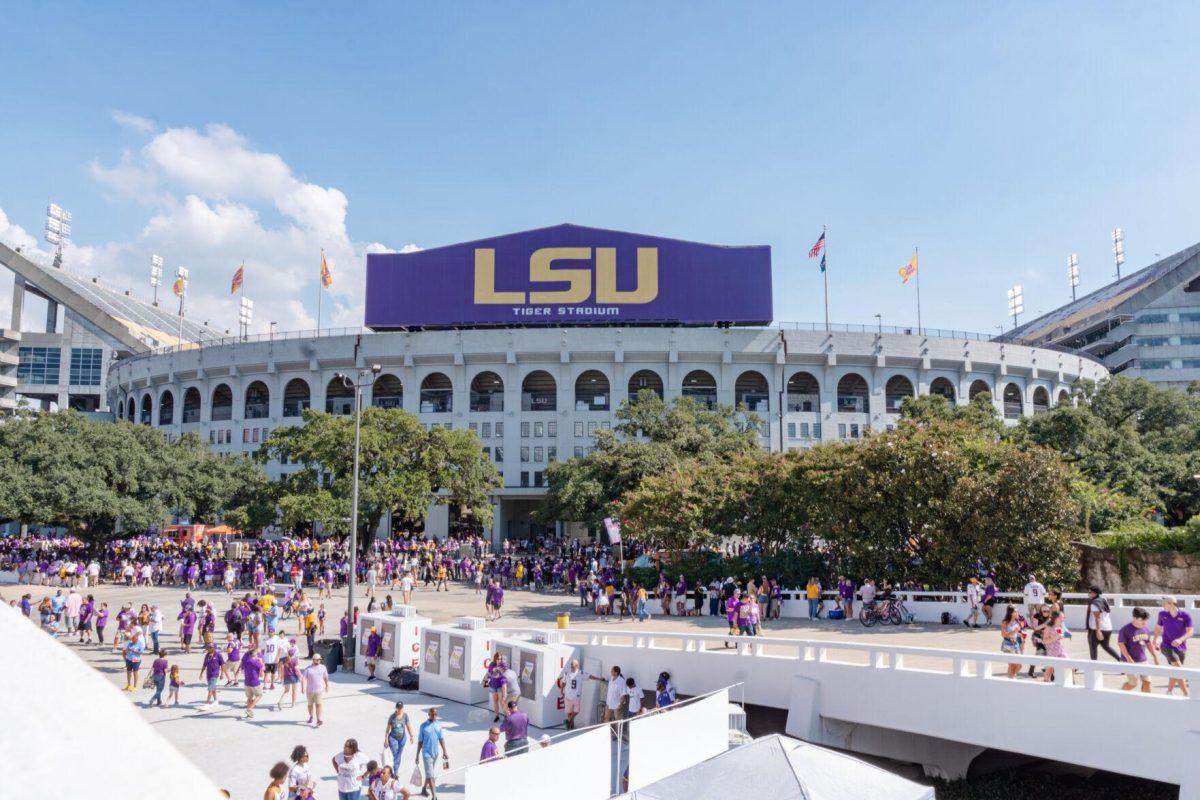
[3,225,1107,541]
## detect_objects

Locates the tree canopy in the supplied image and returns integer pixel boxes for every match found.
[0,410,268,542]
[536,391,762,530]
[261,407,500,547]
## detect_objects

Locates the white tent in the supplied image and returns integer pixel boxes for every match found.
[623,734,934,800]
[0,603,225,800]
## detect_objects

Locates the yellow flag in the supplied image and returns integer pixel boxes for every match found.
[172,277,185,297]
[898,252,918,284]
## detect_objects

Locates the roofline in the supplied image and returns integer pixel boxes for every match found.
[371,223,771,258]
[0,242,148,353]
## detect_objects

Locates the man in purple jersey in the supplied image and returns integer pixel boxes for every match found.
[241,646,265,718]
[1118,607,1159,693]
[365,626,383,680]
[1155,597,1193,696]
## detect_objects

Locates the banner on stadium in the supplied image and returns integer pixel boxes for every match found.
[364,224,772,328]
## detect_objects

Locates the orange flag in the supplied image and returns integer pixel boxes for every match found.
[320,251,333,288]
[230,264,244,294]
[898,252,918,284]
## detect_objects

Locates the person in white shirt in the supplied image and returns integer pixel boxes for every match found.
[860,579,877,606]
[1023,575,1046,616]
[147,605,164,653]
[287,745,312,800]
[588,665,626,723]
[557,659,587,729]
[86,561,100,588]
[964,578,982,628]
[262,632,283,690]
[1086,585,1120,661]
[400,572,414,605]
[624,676,644,716]
[331,739,368,798]
[223,567,236,594]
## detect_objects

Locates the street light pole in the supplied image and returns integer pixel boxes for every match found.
[340,360,380,672]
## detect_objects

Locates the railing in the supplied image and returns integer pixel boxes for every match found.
[542,627,1199,699]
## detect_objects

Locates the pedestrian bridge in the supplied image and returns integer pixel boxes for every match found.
[494,626,1200,798]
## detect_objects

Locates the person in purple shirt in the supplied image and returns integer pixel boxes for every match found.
[838,576,857,619]
[1118,607,1159,693]
[198,643,225,706]
[179,609,197,653]
[78,596,95,644]
[241,647,265,718]
[365,627,383,681]
[339,613,350,638]
[1155,597,1194,696]
[499,699,529,755]
[485,653,508,721]
[148,649,170,707]
[95,603,109,644]
[480,726,502,762]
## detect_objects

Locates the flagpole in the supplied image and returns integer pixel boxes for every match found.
[914,246,922,335]
[317,249,323,336]
[822,225,829,331]
[240,261,246,339]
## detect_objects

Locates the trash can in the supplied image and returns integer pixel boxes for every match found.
[556,612,570,630]
[314,638,344,673]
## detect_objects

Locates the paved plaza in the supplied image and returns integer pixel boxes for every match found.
[2,579,1160,799]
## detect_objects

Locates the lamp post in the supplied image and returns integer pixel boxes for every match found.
[1067,254,1079,302]
[44,203,71,269]
[150,255,163,306]
[338,362,381,671]
[1112,228,1125,280]
[1006,284,1024,330]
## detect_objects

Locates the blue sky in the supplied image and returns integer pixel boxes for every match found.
[1,2,1198,334]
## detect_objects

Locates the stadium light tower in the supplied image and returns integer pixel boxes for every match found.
[1112,228,1125,280]
[238,296,254,340]
[1006,284,1024,329]
[44,203,72,269]
[150,254,164,306]
[1067,253,1080,302]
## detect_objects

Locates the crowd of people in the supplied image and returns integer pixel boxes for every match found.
[4,530,1196,798]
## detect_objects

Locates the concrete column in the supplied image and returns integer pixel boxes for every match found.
[10,275,25,330]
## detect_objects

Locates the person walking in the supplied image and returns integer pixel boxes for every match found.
[1118,607,1159,693]
[999,607,1024,679]
[122,629,145,692]
[383,701,414,775]
[964,578,982,628]
[241,646,265,719]
[199,642,225,707]
[1085,586,1120,661]
[415,707,450,800]
[1155,596,1194,696]
[148,648,170,707]
[1022,574,1046,618]
[302,653,330,726]
[1038,609,1068,684]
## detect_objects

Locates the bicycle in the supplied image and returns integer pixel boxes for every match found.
[859,598,904,627]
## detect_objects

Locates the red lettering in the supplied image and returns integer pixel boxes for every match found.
[411,643,419,652]
[556,696,564,710]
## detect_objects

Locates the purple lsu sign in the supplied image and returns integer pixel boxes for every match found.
[364,224,772,329]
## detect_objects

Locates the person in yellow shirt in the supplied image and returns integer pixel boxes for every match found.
[805,578,822,620]
[636,585,649,622]
[436,564,448,592]
[259,592,275,616]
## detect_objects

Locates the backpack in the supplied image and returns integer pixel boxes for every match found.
[389,666,419,691]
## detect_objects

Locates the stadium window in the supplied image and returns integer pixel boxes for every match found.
[800,422,810,439]
[574,421,584,437]
[886,424,895,432]
[482,446,490,459]
[521,446,530,462]
[495,422,504,437]
[534,421,544,438]
[573,446,584,458]
[1182,359,1200,369]
[17,346,61,385]
[209,430,215,444]
[812,423,822,439]
[444,423,452,431]
[587,421,597,436]
[1138,313,1169,324]
[547,421,557,436]
[520,471,529,488]
[482,422,492,438]
[253,428,260,443]
[469,422,478,434]
[850,424,860,438]
[787,422,796,439]
[534,471,544,488]
[1140,359,1172,369]
[534,446,544,462]
[495,447,504,461]
[69,347,103,385]
[838,423,847,439]
[243,429,250,444]
[548,446,556,461]
[1180,336,1200,346]
[1180,312,1200,322]
[601,421,610,430]
[521,421,530,438]
[1136,337,1170,347]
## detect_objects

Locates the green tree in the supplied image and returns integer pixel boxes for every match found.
[537,391,761,529]
[262,407,500,548]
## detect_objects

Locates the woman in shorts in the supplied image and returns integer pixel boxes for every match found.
[484,653,508,722]
[1000,605,1024,678]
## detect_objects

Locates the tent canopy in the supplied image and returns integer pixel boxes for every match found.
[625,734,934,800]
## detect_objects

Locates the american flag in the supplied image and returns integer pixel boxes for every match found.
[808,232,826,259]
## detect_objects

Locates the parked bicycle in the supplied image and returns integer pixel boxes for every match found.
[859,598,904,627]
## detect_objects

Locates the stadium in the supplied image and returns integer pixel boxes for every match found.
[2,224,1107,541]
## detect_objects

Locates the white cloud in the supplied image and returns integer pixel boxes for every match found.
[398,243,422,253]
[111,110,157,134]
[53,116,406,334]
